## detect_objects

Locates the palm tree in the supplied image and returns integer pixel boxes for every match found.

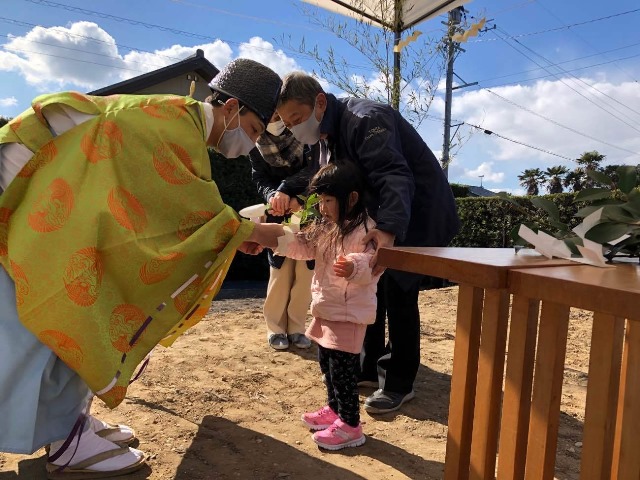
[575,150,606,189]
[518,168,544,196]
[543,165,569,194]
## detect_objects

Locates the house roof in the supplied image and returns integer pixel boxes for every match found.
[467,185,496,197]
[88,49,219,96]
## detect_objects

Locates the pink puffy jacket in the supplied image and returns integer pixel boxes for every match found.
[276,219,380,325]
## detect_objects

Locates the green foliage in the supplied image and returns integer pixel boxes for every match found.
[506,164,640,261]
[450,183,471,198]
[0,116,11,128]
[284,193,320,227]
[450,193,581,248]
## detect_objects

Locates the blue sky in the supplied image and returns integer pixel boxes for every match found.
[1,0,639,193]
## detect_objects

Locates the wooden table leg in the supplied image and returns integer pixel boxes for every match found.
[580,313,624,480]
[444,284,484,480]
[524,301,570,480]
[611,319,640,479]
[497,295,540,480]
[470,288,510,480]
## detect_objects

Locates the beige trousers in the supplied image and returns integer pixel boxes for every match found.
[264,257,313,337]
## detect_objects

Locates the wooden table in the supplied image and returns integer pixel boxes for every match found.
[504,264,640,480]
[377,247,579,480]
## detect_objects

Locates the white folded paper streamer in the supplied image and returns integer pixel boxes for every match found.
[518,222,613,267]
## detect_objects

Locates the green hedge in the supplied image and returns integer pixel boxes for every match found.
[451,193,583,247]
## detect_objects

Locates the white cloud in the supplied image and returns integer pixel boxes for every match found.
[0,22,300,91]
[463,161,505,183]
[451,78,640,169]
[1,22,124,90]
[0,97,17,107]
[237,37,300,76]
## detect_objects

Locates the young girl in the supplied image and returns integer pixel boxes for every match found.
[274,162,380,451]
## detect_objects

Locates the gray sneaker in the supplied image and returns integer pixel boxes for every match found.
[268,333,289,350]
[289,333,311,349]
[364,389,415,414]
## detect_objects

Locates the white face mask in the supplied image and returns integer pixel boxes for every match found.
[290,102,321,145]
[216,105,256,158]
[266,119,286,136]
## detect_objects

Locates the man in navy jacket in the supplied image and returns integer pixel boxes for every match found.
[277,72,460,413]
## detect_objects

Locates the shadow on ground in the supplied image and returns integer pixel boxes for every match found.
[174,415,445,480]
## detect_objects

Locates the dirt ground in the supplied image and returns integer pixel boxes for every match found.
[0,286,592,480]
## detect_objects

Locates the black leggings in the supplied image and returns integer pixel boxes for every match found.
[318,345,360,427]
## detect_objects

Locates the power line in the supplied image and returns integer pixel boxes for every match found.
[484,89,640,156]
[469,7,640,43]
[494,26,640,122]
[471,41,640,86]
[0,16,186,64]
[532,0,639,84]
[18,0,375,71]
[0,33,173,72]
[492,27,640,134]
[466,122,574,160]
[423,114,574,160]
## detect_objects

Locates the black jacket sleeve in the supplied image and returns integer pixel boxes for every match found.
[348,107,415,241]
[249,147,280,203]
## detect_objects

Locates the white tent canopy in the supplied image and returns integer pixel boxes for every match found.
[302,0,470,31]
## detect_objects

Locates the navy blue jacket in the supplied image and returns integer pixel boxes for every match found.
[287,93,460,250]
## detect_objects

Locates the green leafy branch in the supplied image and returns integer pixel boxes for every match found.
[283,193,320,227]
[499,165,640,261]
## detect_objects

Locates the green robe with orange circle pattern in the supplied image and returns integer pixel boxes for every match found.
[0,92,254,408]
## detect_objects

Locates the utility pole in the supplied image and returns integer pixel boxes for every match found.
[441,7,478,179]
[441,7,462,179]
[479,174,484,187]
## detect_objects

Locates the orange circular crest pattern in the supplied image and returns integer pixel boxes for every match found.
[80,120,123,163]
[28,178,74,233]
[32,102,46,124]
[140,96,187,120]
[69,92,91,103]
[18,142,58,178]
[10,260,29,307]
[38,330,84,370]
[212,218,241,253]
[109,304,147,352]
[63,247,104,307]
[174,276,203,315]
[0,207,12,256]
[139,252,186,285]
[177,211,215,241]
[152,142,195,185]
[107,186,148,233]
[8,116,22,133]
[100,385,127,407]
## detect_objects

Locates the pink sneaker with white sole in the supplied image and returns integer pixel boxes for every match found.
[312,418,365,450]
[301,405,339,431]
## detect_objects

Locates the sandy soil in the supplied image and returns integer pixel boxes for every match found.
[0,286,592,480]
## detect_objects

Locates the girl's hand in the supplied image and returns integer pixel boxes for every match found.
[333,255,354,278]
[361,228,395,276]
[269,192,291,217]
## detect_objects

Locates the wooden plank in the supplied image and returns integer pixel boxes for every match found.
[611,319,640,479]
[580,312,624,480]
[444,284,484,480]
[377,247,579,290]
[470,289,511,480]
[524,301,570,480]
[497,295,540,480]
